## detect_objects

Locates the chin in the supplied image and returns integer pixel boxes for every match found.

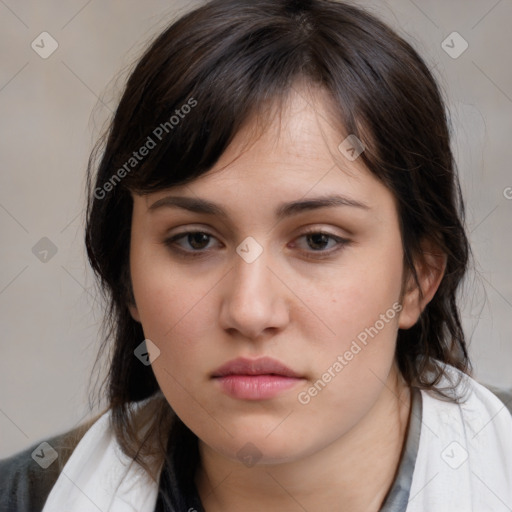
[203,429,313,467]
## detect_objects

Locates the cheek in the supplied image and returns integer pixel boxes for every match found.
[292,289,402,446]
[130,238,214,334]
[304,235,404,351]
[294,237,404,408]
[130,251,219,427]
[302,280,401,399]
[129,243,221,389]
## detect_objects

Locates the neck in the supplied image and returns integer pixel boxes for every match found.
[195,367,412,512]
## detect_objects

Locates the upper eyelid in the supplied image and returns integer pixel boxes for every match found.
[166,221,350,237]
[168,227,345,239]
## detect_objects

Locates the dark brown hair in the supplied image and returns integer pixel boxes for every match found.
[85,0,471,484]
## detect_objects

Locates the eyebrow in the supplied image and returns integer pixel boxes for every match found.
[148,194,370,220]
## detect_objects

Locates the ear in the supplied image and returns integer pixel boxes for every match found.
[123,265,141,323]
[398,239,447,330]
[128,302,141,323]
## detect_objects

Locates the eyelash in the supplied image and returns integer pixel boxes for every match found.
[163,228,351,260]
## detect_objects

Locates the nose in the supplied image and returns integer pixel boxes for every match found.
[219,247,290,341]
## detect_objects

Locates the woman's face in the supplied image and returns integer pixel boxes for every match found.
[129,85,416,465]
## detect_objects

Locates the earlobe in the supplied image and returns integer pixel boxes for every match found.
[398,242,447,330]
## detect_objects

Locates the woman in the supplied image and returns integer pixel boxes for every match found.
[1,0,511,510]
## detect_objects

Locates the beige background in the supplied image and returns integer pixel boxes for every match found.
[1,0,511,458]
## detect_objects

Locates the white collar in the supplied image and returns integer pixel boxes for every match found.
[407,367,512,511]
[42,403,160,512]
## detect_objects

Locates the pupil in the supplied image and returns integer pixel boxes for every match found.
[308,233,328,250]
[189,233,209,249]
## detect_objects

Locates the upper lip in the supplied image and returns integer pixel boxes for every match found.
[211,357,301,378]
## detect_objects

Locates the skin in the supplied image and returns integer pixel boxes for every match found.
[128,83,445,511]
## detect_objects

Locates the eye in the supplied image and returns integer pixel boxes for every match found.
[299,232,339,251]
[163,229,350,259]
[292,229,350,258]
[164,230,220,256]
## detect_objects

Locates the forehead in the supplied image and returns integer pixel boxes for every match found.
[213,83,351,172]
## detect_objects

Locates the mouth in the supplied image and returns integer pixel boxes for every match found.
[211,357,304,400]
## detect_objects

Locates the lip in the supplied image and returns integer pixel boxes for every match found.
[211,357,304,400]
[211,356,300,378]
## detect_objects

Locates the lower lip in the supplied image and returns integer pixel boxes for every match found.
[213,375,303,400]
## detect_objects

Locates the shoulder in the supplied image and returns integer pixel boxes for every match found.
[422,362,512,414]
[458,370,512,420]
[480,383,512,416]
[464,377,512,440]
[0,416,99,512]
[410,365,512,509]
[420,364,512,444]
